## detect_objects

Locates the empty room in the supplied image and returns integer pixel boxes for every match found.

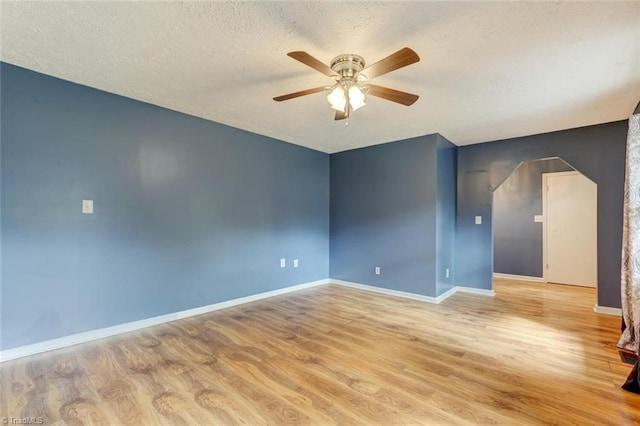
[2,1,640,425]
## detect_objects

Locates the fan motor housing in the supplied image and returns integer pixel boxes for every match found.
[330,54,365,78]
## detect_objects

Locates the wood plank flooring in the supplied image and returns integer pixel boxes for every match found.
[2,278,639,425]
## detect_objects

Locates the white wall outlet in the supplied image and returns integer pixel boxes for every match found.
[534,215,544,223]
[375,266,381,275]
[280,258,286,268]
[293,259,299,268]
[475,215,482,225]
[82,199,94,214]
[446,268,450,278]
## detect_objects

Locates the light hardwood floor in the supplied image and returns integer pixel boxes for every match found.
[1,279,639,425]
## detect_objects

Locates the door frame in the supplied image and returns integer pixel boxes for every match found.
[542,170,597,286]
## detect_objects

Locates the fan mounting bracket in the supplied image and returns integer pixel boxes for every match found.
[330,54,366,79]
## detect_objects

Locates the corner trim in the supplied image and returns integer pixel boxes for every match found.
[330,280,495,304]
[593,304,622,316]
[493,273,545,283]
[0,279,330,363]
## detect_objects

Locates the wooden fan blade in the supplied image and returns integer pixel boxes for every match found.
[335,110,347,120]
[273,86,326,102]
[366,84,419,106]
[360,47,420,80]
[287,51,335,77]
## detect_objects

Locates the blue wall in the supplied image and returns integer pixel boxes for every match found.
[2,62,628,352]
[330,135,456,297]
[493,158,573,277]
[0,63,330,350]
[435,135,456,296]
[456,122,627,308]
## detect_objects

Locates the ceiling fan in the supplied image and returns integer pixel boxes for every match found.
[273,47,420,121]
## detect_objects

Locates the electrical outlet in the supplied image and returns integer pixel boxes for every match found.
[446,268,450,278]
[280,258,286,268]
[375,267,381,275]
[293,259,299,268]
[475,215,482,225]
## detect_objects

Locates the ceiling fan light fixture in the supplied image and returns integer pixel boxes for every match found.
[275,48,420,120]
[327,85,347,112]
[348,85,366,111]
[328,84,366,113]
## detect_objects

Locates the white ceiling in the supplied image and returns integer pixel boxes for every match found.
[1,1,639,153]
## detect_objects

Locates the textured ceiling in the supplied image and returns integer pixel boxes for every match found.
[1,1,639,153]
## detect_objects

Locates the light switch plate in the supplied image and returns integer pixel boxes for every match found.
[375,266,381,275]
[475,215,482,225]
[82,199,94,214]
[280,258,286,268]
[534,215,544,223]
[293,259,299,268]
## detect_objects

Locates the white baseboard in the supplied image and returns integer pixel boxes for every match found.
[593,304,622,316]
[330,280,495,304]
[330,279,441,303]
[435,286,459,303]
[493,273,545,282]
[0,279,330,363]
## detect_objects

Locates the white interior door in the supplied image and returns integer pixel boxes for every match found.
[543,171,597,287]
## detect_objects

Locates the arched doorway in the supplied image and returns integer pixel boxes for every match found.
[492,157,598,305]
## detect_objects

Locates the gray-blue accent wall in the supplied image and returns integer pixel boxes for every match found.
[1,61,629,352]
[436,135,456,296]
[0,63,330,350]
[456,121,627,308]
[329,135,456,297]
